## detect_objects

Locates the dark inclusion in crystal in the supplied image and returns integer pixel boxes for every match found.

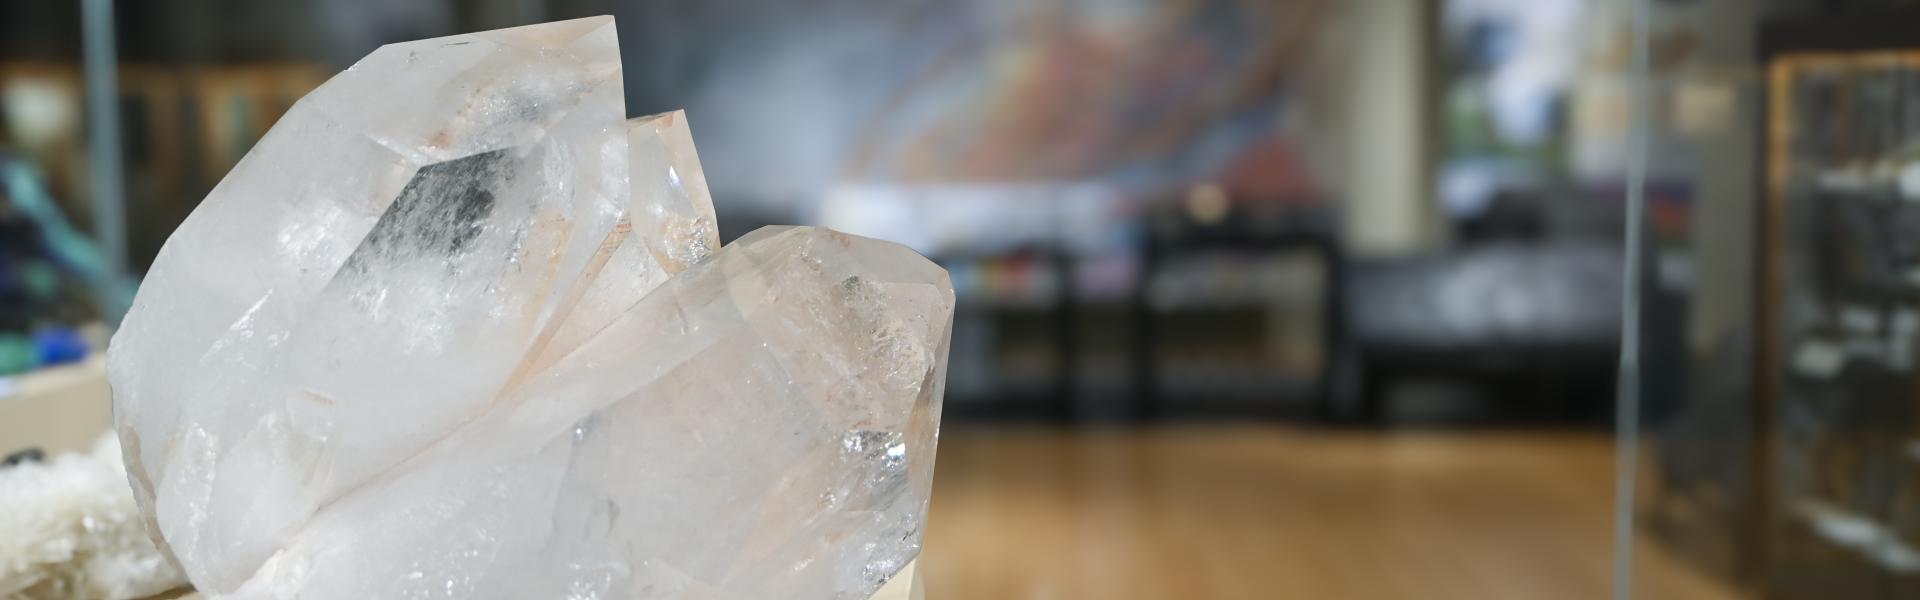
[342,149,510,275]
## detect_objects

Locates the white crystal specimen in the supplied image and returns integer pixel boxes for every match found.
[108,17,951,600]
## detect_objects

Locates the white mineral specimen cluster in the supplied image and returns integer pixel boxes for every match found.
[108,16,951,600]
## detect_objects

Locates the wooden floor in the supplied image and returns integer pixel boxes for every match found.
[918,425,1743,600]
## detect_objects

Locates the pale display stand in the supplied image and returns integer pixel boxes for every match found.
[872,560,923,600]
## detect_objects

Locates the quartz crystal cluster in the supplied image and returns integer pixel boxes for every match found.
[108,17,951,600]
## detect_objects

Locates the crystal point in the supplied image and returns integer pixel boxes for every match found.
[110,18,950,600]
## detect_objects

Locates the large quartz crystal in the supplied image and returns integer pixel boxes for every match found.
[108,17,951,600]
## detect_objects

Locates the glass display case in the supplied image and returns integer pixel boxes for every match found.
[1756,25,1920,597]
[1637,8,1920,598]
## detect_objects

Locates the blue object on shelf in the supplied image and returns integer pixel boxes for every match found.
[32,327,88,366]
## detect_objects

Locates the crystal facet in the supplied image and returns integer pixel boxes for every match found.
[108,17,951,600]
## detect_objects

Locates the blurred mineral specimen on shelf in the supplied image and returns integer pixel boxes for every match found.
[108,16,951,600]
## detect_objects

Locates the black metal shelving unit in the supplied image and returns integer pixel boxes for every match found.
[1133,201,1341,420]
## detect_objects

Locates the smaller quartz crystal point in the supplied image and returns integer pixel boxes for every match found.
[524,109,720,376]
[627,110,721,272]
[109,17,950,600]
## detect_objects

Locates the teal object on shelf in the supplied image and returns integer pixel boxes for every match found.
[0,333,37,375]
[0,156,137,319]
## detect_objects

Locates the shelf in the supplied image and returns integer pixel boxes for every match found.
[1791,497,1920,575]
[955,296,1060,312]
[0,356,110,456]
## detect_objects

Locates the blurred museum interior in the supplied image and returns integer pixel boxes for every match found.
[5,0,1920,598]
